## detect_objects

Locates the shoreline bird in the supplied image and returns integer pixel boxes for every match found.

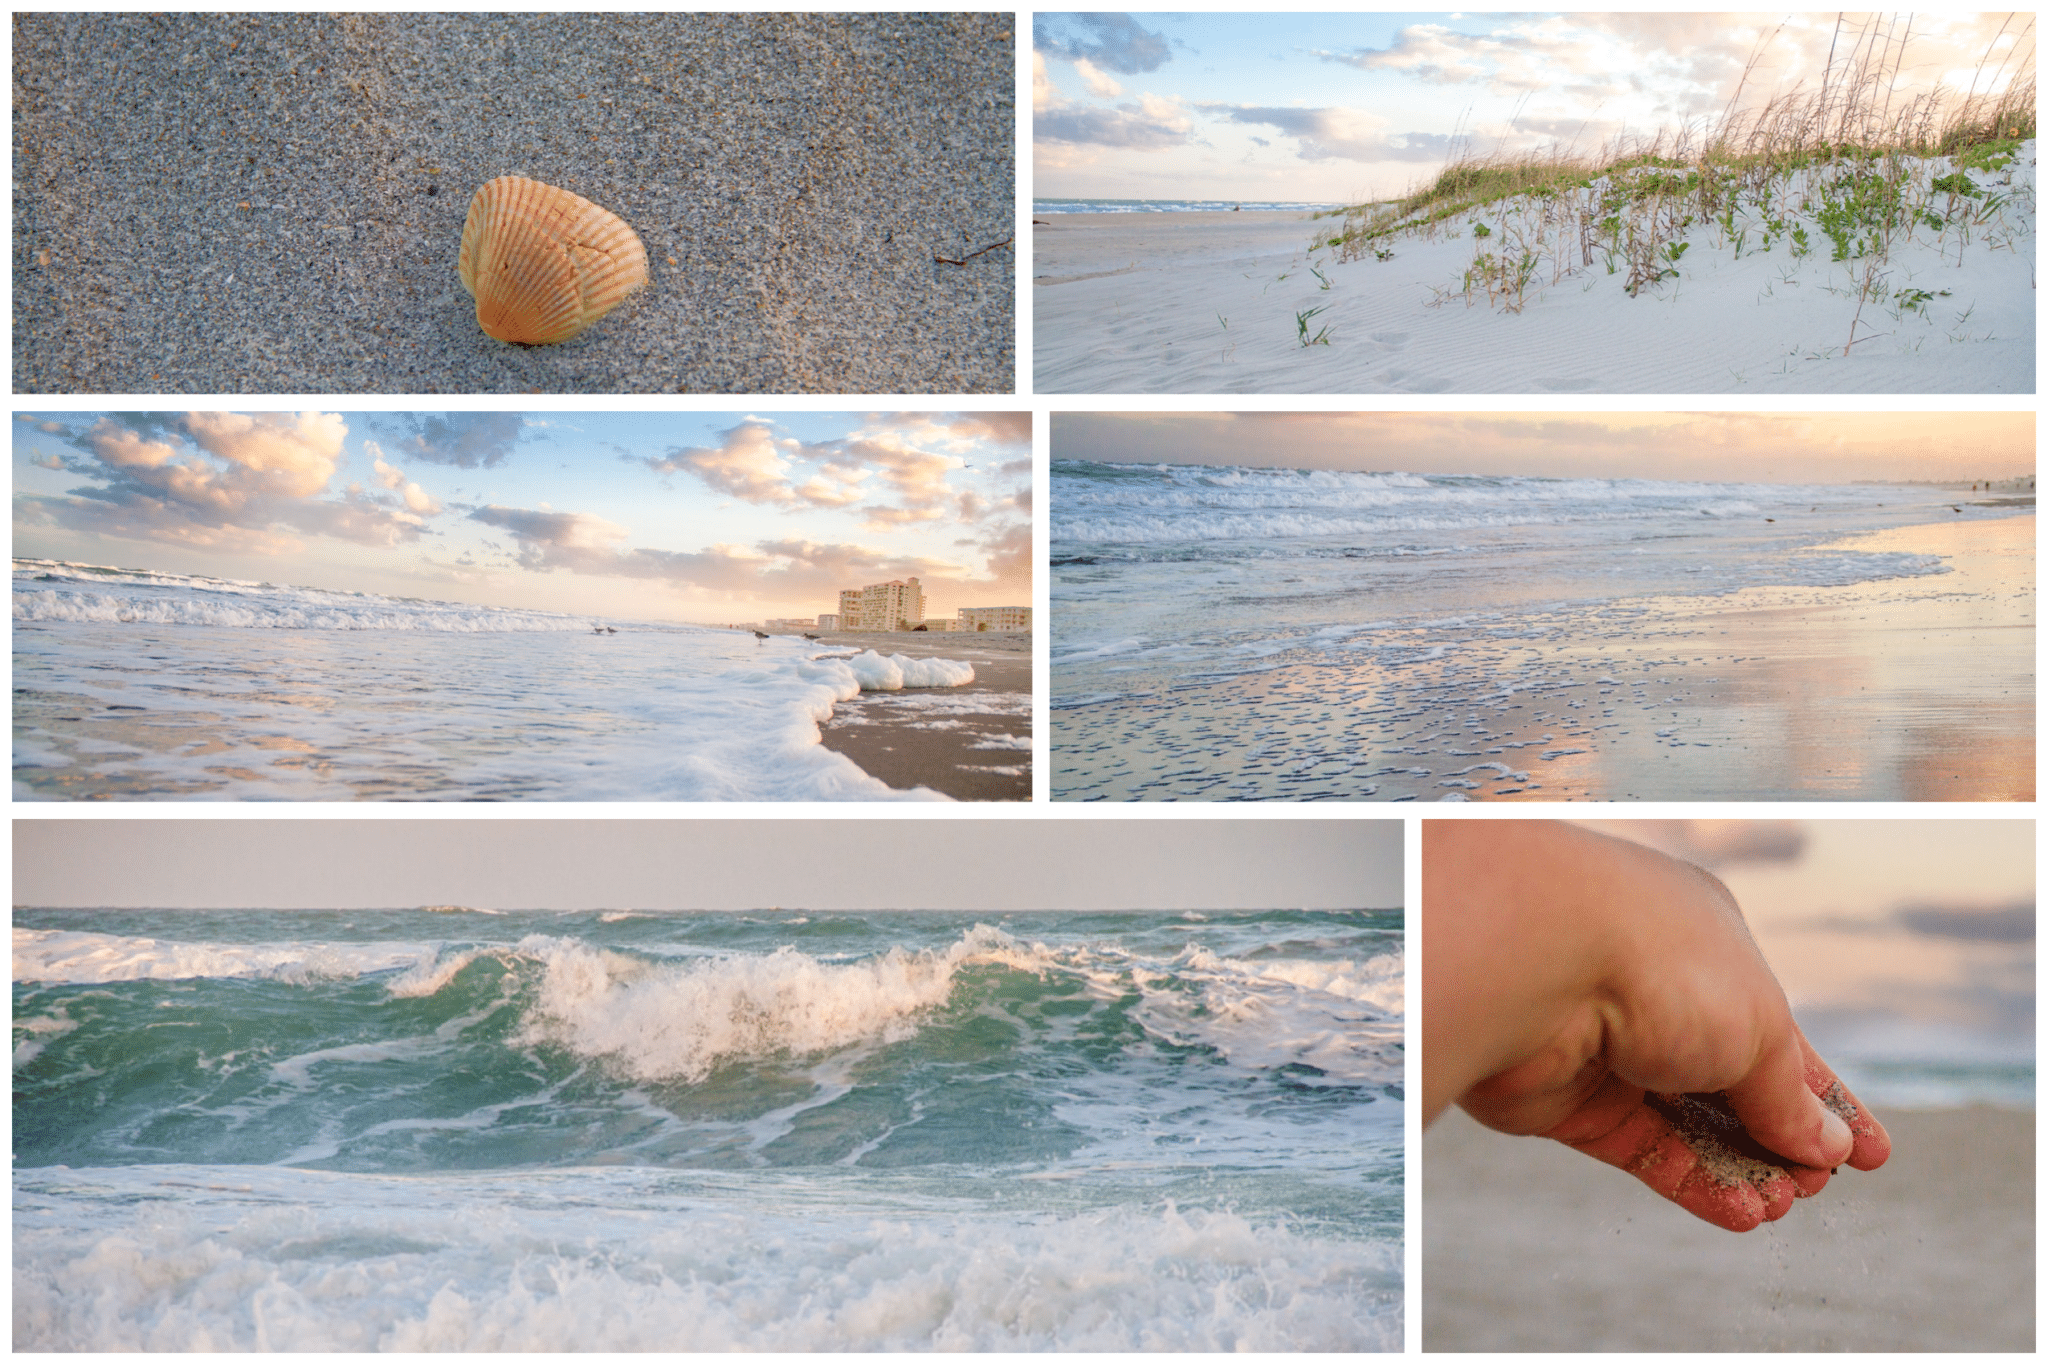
[752,630,769,643]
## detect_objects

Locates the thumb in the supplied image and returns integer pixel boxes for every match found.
[1721,1034,1853,1170]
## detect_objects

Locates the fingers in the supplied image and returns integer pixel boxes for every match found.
[1719,1028,1855,1170]
[1721,1026,1890,1173]
[1800,1040,1891,1171]
[1538,1076,1813,1234]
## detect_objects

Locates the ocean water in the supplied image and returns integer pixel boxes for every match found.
[1052,460,2033,801]
[13,561,981,801]
[13,906,1404,1351]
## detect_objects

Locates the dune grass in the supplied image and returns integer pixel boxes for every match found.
[1320,17,2036,338]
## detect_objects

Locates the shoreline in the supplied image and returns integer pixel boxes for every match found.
[804,632,1032,802]
[1423,1105,2034,1351]
[1052,515,2031,802]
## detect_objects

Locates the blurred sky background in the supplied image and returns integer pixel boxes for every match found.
[1585,819,2034,1110]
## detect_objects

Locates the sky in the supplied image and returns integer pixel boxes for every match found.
[1583,819,2034,1070]
[11,411,1032,624]
[12,819,1405,912]
[1035,11,2036,202]
[1051,411,2036,484]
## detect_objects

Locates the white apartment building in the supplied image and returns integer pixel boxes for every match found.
[836,577,925,632]
[815,614,839,630]
[956,605,1031,633]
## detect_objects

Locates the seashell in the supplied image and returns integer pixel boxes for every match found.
[457,176,648,345]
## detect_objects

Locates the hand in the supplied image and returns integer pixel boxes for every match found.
[1423,820,1891,1232]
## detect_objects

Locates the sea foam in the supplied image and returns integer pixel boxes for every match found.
[513,926,1022,1083]
[13,1165,1401,1351]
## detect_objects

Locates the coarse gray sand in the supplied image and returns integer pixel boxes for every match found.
[14,12,1016,394]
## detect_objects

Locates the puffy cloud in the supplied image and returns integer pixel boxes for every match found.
[19,411,433,553]
[182,411,345,499]
[646,414,1022,531]
[1073,57,1123,99]
[1035,13,1172,75]
[649,417,810,505]
[382,412,525,468]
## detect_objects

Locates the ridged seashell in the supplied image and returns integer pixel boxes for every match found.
[458,176,648,345]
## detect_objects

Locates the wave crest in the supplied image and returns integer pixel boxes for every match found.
[513,927,1019,1083]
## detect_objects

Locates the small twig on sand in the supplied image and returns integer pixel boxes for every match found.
[936,235,1015,265]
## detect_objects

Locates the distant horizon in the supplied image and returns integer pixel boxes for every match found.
[1051,412,2036,485]
[12,411,1032,624]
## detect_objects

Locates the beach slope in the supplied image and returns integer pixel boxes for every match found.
[1035,144,2033,394]
[1423,1106,2033,1351]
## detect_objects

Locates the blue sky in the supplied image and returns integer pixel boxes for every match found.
[1035,12,2036,201]
[12,412,1031,623]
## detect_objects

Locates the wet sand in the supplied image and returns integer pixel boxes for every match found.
[1424,1106,2034,1352]
[1052,515,2032,802]
[807,632,1032,802]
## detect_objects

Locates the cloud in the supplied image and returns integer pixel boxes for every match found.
[383,413,525,468]
[1206,105,1456,163]
[649,418,818,506]
[646,414,1021,531]
[18,411,435,553]
[1035,13,1172,74]
[1036,94,1196,151]
[466,502,973,599]
[366,439,444,516]
[1896,902,2036,943]
[468,505,630,569]
[1072,56,1123,99]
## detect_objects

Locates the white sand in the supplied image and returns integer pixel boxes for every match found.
[1034,143,2034,393]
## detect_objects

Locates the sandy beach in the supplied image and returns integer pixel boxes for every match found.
[13,13,1015,394]
[1423,1105,2034,1351]
[1052,512,2032,803]
[1032,160,2034,394]
[807,632,1032,802]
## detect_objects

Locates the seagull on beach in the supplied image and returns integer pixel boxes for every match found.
[752,630,770,642]
[803,632,819,640]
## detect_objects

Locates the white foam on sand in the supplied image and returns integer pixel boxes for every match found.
[1035,141,2035,393]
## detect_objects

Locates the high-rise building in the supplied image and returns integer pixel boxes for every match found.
[837,577,924,631]
[956,605,1031,632]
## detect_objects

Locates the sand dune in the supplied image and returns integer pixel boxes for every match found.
[1034,142,2034,394]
